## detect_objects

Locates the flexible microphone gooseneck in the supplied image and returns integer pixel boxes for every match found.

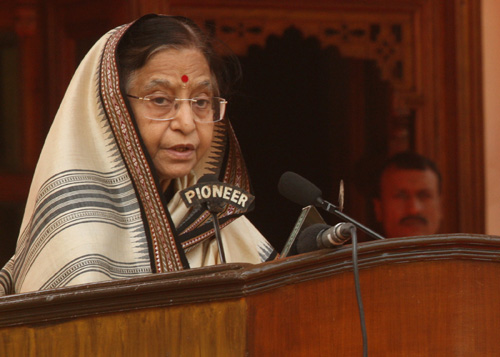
[278,171,385,240]
[279,171,376,357]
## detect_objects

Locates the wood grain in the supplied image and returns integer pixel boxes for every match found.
[1,235,500,355]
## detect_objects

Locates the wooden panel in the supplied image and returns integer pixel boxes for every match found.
[2,235,498,326]
[45,0,127,121]
[14,2,45,170]
[0,300,247,356]
[0,1,15,29]
[246,259,500,356]
[1,235,500,355]
[0,174,31,201]
[453,0,484,234]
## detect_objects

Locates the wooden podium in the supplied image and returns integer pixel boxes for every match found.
[1,234,500,356]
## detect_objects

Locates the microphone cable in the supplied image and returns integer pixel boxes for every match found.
[350,225,368,357]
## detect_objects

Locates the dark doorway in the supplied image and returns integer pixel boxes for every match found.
[228,27,392,250]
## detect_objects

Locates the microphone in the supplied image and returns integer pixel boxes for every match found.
[280,172,371,353]
[296,223,355,254]
[278,171,323,207]
[179,175,255,264]
[180,175,254,212]
[278,171,385,240]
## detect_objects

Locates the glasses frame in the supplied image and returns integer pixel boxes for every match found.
[127,94,227,123]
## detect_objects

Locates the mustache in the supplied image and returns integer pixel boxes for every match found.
[399,215,428,225]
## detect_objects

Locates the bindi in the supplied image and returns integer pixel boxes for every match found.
[181,74,189,88]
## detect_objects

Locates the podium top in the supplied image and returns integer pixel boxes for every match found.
[1,234,499,328]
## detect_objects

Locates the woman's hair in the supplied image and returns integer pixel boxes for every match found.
[116,15,238,97]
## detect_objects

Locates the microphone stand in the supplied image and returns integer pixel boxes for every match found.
[317,198,385,240]
[204,202,227,263]
[211,212,226,263]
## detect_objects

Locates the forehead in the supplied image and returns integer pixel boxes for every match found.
[147,47,209,69]
[129,48,212,89]
[380,168,440,192]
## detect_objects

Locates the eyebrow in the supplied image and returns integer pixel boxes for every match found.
[144,79,214,92]
[144,79,172,91]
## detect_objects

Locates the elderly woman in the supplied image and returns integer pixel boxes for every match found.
[0,15,275,295]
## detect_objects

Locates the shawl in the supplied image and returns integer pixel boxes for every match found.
[0,17,275,295]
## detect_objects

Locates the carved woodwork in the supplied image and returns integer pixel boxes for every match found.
[170,0,484,236]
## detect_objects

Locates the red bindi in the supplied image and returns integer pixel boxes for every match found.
[181,75,189,83]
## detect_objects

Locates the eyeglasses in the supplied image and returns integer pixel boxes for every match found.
[127,94,227,123]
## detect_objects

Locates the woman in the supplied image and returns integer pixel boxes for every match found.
[0,15,275,295]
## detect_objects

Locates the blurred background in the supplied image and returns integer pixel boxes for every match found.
[1,0,498,265]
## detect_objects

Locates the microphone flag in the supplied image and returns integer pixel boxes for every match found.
[180,178,255,212]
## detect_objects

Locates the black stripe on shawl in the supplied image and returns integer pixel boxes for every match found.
[12,168,149,286]
[0,259,13,295]
[29,169,143,239]
[177,213,241,246]
[262,244,278,262]
[41,254,151,290]
[31,184,141,238]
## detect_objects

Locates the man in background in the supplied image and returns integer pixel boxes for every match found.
[373,151,443,238]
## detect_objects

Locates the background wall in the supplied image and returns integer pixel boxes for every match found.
[482,0,500,235]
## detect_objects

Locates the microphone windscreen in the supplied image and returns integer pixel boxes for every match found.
[296,223,330,254]
[278,171,323,206]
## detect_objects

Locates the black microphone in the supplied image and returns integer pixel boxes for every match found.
[278,171,385,240]
[278,171,323,207]
[180,175,255,212]
[296,223,354,254]
[179,175,255,264]
[280,172,371,353]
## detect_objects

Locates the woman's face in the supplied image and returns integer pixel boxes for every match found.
[127,48,215,191]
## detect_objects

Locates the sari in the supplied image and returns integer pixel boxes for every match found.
[0,16,275,295]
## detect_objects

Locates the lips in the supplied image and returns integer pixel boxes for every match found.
[400,216,428,226]
[166,144,195,158]
[172,145,191,152]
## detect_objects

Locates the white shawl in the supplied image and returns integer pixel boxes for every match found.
[0,17,274,295]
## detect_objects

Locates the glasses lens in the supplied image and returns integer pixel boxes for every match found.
[138,95,226,122]
[146,94,176,120]
[192,97,226,123]
[192,97,213,122]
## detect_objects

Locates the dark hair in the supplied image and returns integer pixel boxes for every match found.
[116,14,239,97]
[374,151,442,197]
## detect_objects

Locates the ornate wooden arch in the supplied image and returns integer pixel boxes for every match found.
[171,0,483,235]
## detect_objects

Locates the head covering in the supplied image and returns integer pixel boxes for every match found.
[0,15,274,295]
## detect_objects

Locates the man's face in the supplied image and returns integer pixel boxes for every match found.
[374,167,442,238]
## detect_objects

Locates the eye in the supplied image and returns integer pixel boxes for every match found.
[193,97,212,110]
[148,94,174,107]
[394,191,409,200]
[417,191,433,200]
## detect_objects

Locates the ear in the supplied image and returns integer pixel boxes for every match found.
[373,198,383,222]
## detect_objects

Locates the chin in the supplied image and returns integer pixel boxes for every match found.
[160,166,194,181]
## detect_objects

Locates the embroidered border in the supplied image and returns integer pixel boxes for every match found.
[100,24,183,273]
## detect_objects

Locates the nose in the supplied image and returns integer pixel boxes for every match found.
[405,196,423,215]
[170,100,196,133]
